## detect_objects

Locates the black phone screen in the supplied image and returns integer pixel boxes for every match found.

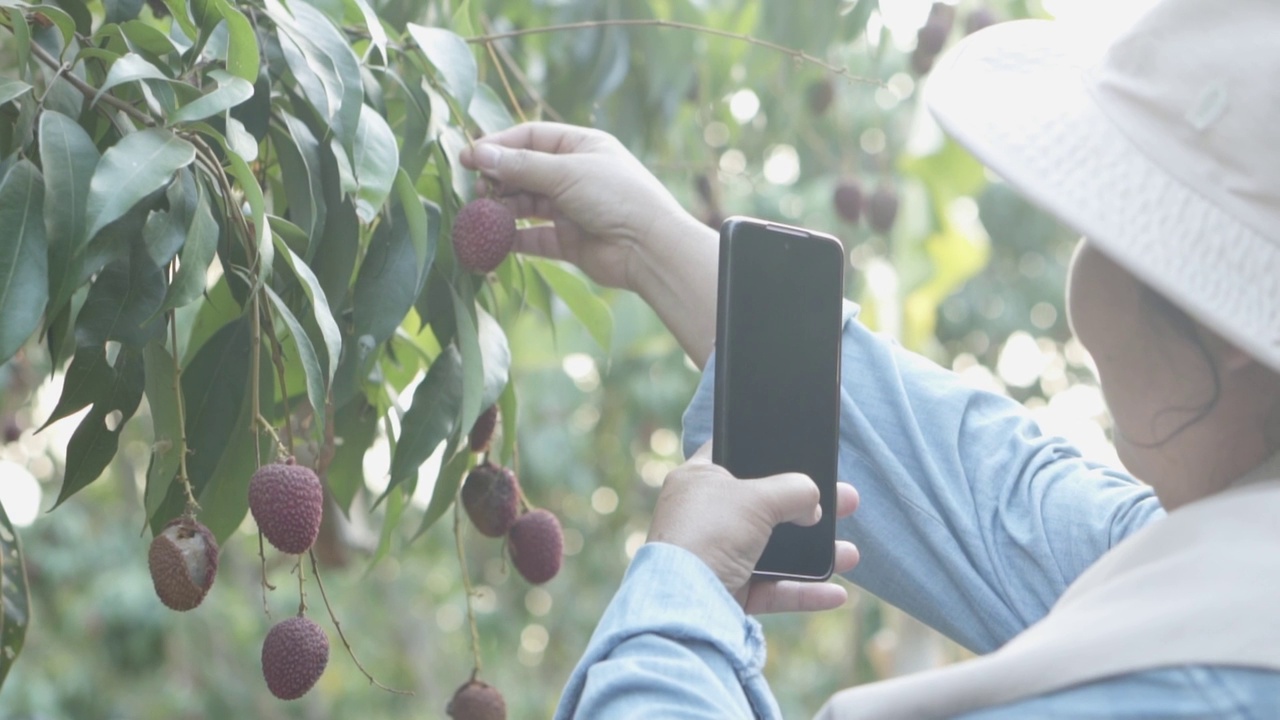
[713,218,844,581]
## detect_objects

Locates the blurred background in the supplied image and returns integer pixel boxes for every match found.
[0,0,1159,716]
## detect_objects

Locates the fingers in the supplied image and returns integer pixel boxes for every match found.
[459,141,571,196]
[745,580,848,615]
[833,540,860,575]
[836,482,860,519]
[750,473,821,527]
[690,440,714,463]
[466,121,602,155]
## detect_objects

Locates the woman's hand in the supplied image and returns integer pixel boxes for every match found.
[459,122,720,366]
[648,442,861,614]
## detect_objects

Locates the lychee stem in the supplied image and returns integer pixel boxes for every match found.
[296,554,308,615]
[260,308,295,454]
[167,301,198,517]
[308,550,413,695]
[453,496,484,677]
[481,39,528,125]
[258,529,275,617]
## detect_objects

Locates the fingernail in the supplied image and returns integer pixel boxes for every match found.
[473,143,502,170]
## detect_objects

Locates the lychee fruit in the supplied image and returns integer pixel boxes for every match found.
[249,459,324,555]
[148,516,219,611]
[833,180,863,224]
[868,184,900,234]
[461,463,521,538]
[507,509,563,584]
[468,405,499,452]
[452,198,517,274]
[261,615,329,700]
[447,679,507,720]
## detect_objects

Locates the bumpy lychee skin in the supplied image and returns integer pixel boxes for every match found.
[249,459,324,554]
[461,463,521,538]
[148,517,219,611]
[868,184,901,234]
[453,198,517,274]
[468,405,499,452]
[261,616,329,700]
[447,679,507,720]
[833,180,863,224]
[507,509,563,584]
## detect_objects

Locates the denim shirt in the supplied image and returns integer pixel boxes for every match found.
[555,303,1280,719]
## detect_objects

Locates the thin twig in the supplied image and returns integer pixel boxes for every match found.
[479,16,564,123]
[308,550,414,695]
[453,498,483,677]
[258,530,275,616]
[167,300,199,517]
[483,40,527,124]
[28,40,157,125]
[260,308,295,453]
[296,554,308,615]
[464,19,880,85]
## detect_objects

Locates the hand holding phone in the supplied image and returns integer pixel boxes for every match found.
[713,217,844,581]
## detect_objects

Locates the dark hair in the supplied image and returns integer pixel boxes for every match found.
[1120,287,1223,448]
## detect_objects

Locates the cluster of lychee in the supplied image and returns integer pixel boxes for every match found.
[832,178,899,236]
[147,458,330,702]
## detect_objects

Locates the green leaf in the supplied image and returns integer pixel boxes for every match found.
[368,483,405,569]
[270,112,326,250]
[352,103,398,222]
[407,24,477,112]
[92,52,170,106]
[468,82,514,136]
[343,0,385,62]
[85,129,196,244]
[55,347,146,507]
[452,293,510,449]
[0,78,31,106]
[216,0,258,83]
[39,112,99,285]
[271,237,341,385]
[120,19,177,56]
[4,7,31,81]
[159,182,218,311]
[223,146,272,278]
[104,0,143,24]
[388,345,462,491]
[531,258,613,352]
[38,344,111,430]
[168,71,252,124]
[496,371,517,466]
[327,395,377,514]
[393,169,437,282]
[413,439,468,539]
[160,0,199,46]
[352,202,419,348]
[0,498,29,691]
[263,284,325,432]
[268,0,362,153]
[142,339,181,520]
[307,193,358,311]
[0,160,47,364]
[142,169,197,268]
[74,250,166,347]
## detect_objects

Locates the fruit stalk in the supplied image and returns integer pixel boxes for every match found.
[308,550,412,695]
[167,302,198,517]
[454,497,484,677]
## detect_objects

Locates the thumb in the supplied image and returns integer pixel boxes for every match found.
[748,473,822,527]
[461,142,569,195]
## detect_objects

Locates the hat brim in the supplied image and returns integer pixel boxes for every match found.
[926,20,1280,373]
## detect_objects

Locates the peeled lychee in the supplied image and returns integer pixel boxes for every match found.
[461,463,521,538]
[468,405,499,452]
[453,198,517,274]
[447,679,507,720]
[507,509,563,584]
[833,180,863,224]
[249,459,324,555]
[261,615,329,700]
[148,516,219,611]
[868,184,900,234]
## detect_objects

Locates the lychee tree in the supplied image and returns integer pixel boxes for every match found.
[0,0,1078,714]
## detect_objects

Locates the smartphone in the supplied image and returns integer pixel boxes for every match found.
[713,217,844,582]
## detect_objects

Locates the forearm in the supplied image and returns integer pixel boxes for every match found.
[631,213,720,369]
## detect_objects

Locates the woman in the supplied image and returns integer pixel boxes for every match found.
[461,0,1280,716]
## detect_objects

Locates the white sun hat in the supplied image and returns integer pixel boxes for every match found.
[925,0,1280,373]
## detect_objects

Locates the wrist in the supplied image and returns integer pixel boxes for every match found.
[630,213,720,367]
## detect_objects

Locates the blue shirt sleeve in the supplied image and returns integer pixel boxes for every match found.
[555,543,781,720]
[681,302,1166,652]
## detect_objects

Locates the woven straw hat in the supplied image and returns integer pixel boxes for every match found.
[926,0,1280,372]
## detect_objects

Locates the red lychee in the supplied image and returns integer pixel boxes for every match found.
[447,679,507,720]
[261,615,329,700]
[452,198,517,274]
[468,405,499,452]
[507,509,563,584]
[867,184,900,234]
[249,459,324,555]
[833,180,863,224]
[461,463,521,538]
